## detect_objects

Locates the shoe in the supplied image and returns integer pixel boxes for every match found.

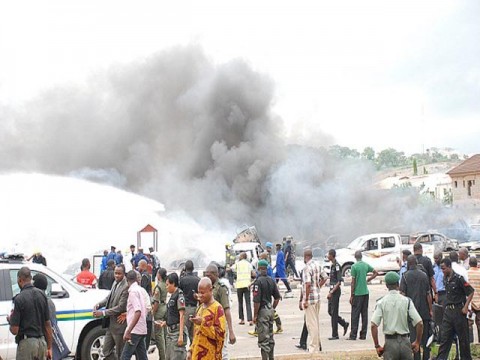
[295,344,307,350]
[248,330,258,337]
[239,320,245,325]
[286,289,292,293]
[359,337,366,340]
[343,322,349,336]
[249,321,254,326]
[346,337,356,340]
[328,336,339,340]
[274,328,283,334]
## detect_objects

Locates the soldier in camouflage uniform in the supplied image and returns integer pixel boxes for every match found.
[253,260,281,360]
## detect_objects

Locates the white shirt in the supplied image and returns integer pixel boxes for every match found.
[453,262,469,282]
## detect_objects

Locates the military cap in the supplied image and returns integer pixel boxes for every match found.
[384,271,400,285]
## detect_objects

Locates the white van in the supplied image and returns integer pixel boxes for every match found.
[0,258,109,360]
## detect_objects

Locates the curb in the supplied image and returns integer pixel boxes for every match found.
[232,349,377,360]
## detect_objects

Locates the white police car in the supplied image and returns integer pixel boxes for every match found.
[0,255,109,359]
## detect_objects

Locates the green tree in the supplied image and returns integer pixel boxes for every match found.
[376,148,407,169]
[362,147,375,161]
[413,158,418,176]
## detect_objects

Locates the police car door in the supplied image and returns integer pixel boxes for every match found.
[0,269,13,359]
[378,235,398,271]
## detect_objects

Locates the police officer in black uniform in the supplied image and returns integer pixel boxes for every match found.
[253,259,281,360]
[179,260,200,345]
[7,267,53,359]
[437,257,474,360]
[327,249,349,339]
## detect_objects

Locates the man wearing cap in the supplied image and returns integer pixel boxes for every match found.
[107,246,117,262]
[253,259,281,360]
[265,242,273,265]
[148,246,161,278]
[371,271,423,359]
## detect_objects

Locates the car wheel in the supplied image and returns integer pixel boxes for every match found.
[342,264,352,278]
[81,325,107,360]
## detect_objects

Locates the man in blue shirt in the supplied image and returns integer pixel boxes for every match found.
[273,243,292,293]
[115,250,123,265]
[131,247,149,269]
[107,246,117,262]
[398,249,411,283]
[100,250,109,273]
[433,251,445,305]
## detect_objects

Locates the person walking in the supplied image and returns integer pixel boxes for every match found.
[138,260,153,351]
[273,243,292,294]
[115,250,124,265]
[76,258,97,288]
[99,259,116,290]
[398,249,412,282]
[187,277,226,360]
[121,270,148,360]
[284,237,299,279]
[433,251,446,305]
[233,252,254,326]
[348,250,378,341]
[253,259,281,360]
[467,256,480,343]
[7,267,53,359]
[153,268,168,360]
[436,257,474,360]
[158,272,187,360]
[205,263,236,359]
[327,249,349,340]
[149,246,161,278]
[107,246,117,262]
[371,271,423,360]
[301,249,327,352]
[400,255,432,360]
[93,264,129,359]
[179,260,200,345]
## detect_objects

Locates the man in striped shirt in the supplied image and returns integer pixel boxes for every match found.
[468,256,480,342]
[300,249,327,353]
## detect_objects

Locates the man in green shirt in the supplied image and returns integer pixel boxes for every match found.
[348,251,378,340]
[371,271,423,359]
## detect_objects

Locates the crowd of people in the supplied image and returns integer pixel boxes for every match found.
[9,240,480,360]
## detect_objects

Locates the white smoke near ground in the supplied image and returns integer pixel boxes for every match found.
[0,45,471,260]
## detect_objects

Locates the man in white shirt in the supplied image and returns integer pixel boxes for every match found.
[450,251,469,281]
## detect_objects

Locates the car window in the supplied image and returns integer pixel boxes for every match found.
[432,234,444,242]
[380,236,396,249]
[9,270,58,297]
[363,238,378,251]
[417,235,430,243]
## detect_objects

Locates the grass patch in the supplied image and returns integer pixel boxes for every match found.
[430,343,480,359]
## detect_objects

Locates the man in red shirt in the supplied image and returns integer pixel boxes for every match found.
[76,258,97,288]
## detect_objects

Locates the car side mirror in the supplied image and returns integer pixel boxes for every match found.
[51,283,68,299]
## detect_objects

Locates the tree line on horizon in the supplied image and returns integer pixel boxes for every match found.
[326,145,465,171]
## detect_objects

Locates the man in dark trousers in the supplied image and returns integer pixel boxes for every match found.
[138,259,153,351]
[179,260,200,345]
[99,259,116,290]
[348,250,378,340]
[253,259,281,360]
[327,249,349,339]
[7,267,53,359]
[284,237,299,279]
[437,257,474,360]
[400,255,432,360]
[93,264,129,359]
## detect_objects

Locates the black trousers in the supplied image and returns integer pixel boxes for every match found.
[300,320,308,347]
[437,307,471,360]
[328,289,347,337]
[286,259,299,278]
[237,287,253,321]
[350,294,369,339]
[275,278,292,292]
[409,319,431,360]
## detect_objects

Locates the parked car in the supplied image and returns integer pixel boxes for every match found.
[324,233,434,277]
[0,255,109,360]
[409,232,459,253]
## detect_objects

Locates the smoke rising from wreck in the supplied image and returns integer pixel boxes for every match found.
[0,46,462,248]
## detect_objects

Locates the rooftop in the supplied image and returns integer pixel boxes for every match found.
[447,154,480,176]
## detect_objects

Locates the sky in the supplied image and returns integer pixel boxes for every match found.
[1,0,479,155]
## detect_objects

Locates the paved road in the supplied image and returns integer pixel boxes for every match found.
[148,279,390,359]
